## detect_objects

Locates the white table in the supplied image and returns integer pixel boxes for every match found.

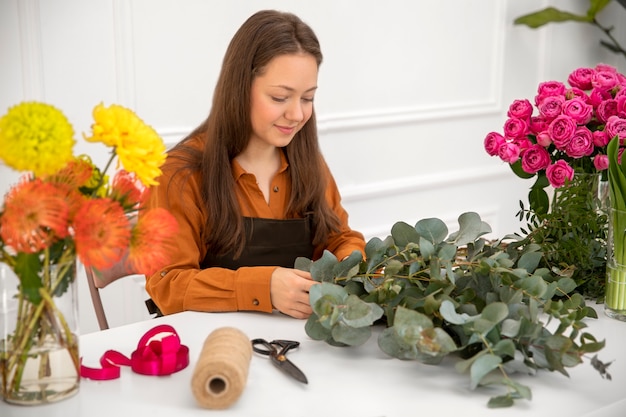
[3,304,626,417]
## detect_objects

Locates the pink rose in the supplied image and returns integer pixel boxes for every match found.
[507,99,534,120]
[593,154,609,171]
[536,131,552,147]
[484,132,505,156]
[546,160,574,188]
[595,63,617,73]
[562,97,593,124]
[503,117,528,140]
[605,115,626,143]
[521,145,551,174]
[529,116,549,134]
[514,137,533,153]
[548,115,577,149]
[568,67,595,90]
[592,71,619,91]
[565,127,594,158]
[592,130,610,147]
[617,95,626,118]
[537,95,564,121]
[498,142,520,164]
[588,88,611,107]
[597,99,618,123]
[537,81,566,97]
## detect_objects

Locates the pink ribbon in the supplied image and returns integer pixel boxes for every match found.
[80,324,189,380]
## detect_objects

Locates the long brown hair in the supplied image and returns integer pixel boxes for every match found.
[171,10,341,257]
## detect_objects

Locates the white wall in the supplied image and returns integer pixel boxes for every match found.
[1,0,625,334]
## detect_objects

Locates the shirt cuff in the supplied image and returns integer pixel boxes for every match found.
[235,266,276,312]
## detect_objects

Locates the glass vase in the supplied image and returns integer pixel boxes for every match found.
[605,207,626,321]
[0,260,80,405]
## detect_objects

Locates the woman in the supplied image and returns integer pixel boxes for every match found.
[144,10,365,319]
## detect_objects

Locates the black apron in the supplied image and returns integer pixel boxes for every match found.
[146,215,314,317]
[202,215,315,269]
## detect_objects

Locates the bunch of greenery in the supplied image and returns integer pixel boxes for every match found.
[514,0,626,60]
[296,212,612,408]
[516,174,608,301]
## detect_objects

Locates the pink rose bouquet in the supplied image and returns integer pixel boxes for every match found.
[484,63,626,214]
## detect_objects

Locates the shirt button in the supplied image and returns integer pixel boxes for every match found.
[252,299,260,306]
[273,186,279,192]
[160,270,167,277]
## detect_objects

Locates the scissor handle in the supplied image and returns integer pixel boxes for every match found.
[251,339,300,356]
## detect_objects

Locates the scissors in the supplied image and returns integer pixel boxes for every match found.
[251,339,308,384]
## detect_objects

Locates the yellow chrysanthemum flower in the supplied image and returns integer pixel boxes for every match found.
[0,102,75,176]
[84,103,166,186]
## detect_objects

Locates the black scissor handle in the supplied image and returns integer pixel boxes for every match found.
[251,338,300,356]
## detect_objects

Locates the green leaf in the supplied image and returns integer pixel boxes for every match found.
[310,250,338,282]
[419,236,435,259]
[514,7,592,28]
[587,0,612,17]
[440,300,473,325]
[391,221,420,247]
[331,321,371,346]
[415,217,448,244]
[342,294,383,328]
[480,302,509,324]
[528,187,550,215]
[305,314,332,341]
[519,275,548,298]
[450,212,492,246]
[294,256,312,272]
[332,250,362,279]
[14,253,43,305]
[517,252,542,273]
[488,395,514,408]
[470,354,502,389]
[509,159,535,179]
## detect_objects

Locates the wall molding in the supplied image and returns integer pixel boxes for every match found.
[316,99,501,133]
[17,0,44,99]
[112,0,136,108]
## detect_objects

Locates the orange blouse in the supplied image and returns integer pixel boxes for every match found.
[143,137,365,315]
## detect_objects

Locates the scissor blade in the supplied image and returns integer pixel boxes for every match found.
[270,354,308,384]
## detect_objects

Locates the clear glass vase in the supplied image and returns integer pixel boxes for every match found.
[0,260,80,405]
[605,208,626,321]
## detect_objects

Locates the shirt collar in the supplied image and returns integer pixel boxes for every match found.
[231,149,289,181]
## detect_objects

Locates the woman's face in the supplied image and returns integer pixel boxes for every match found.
[249,53,318,149]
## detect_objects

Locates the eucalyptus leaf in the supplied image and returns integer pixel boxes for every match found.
[415,217,448,244]
[343,294,383,328]
[310,250,339,282]
[294,256,312,272]
[450,212,492,246]
[391,221,420,248]
[470,354,502,389]
[331,321,371,346]
[440,300,473,325]
[419,236,435,259]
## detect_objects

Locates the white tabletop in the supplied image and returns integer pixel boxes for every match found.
[3,304,625,417]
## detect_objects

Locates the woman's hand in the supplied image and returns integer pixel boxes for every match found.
[270,267,317,319]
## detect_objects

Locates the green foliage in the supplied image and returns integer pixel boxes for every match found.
[301,212,611,408]
[516,174,608,301]
[514,0,626,59]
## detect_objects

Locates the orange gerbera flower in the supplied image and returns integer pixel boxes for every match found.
[0,177,69,253]
[73,198,131,269]
[127,208,178,275]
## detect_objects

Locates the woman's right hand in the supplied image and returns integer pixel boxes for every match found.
[270,267,317,319]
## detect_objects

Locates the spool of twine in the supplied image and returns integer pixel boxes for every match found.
[191,327,253,409]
